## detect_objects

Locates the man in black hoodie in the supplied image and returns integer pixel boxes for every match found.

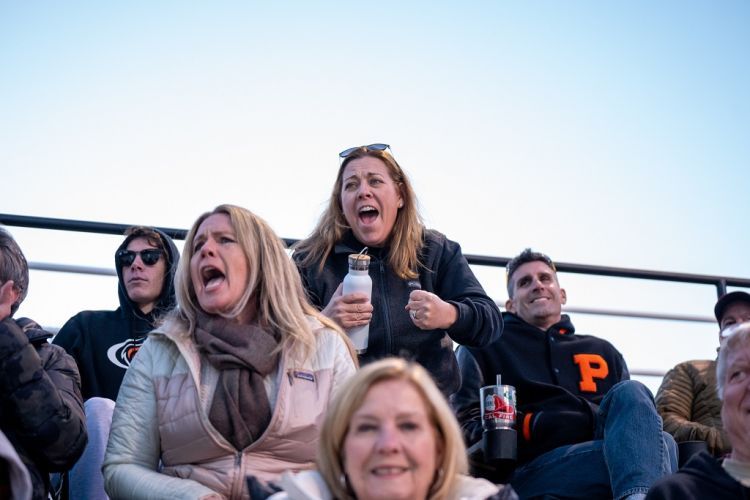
[52,226,179,499]
[53,225,179,401]
[452,249,677,500]
[0,227,87,499]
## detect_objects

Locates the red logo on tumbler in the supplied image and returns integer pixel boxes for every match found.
[483,393,515,422]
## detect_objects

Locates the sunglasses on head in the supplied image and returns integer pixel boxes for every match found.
[117,249,163,267]
[339,143,390,159]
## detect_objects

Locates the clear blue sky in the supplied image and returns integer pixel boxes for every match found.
[1,1,748,389]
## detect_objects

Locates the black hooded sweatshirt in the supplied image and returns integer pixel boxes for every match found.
[452,312,629,465]
[53,229,179,401]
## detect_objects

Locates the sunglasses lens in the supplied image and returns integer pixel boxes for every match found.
[117,251,136,267]
[339,146,358,158]
[367,143,389,151]
[118,249,162,267]
[141,250,162,266]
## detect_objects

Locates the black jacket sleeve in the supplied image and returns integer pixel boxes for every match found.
[451,346,485,447]
[432,236,503,347]
[0,317,87,472]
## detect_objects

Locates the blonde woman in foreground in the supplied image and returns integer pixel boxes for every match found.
[270,357,517,500]
[103,205,357,499]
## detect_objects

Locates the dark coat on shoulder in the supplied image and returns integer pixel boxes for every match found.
[0,317,87,500]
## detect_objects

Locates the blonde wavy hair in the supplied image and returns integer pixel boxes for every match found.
[318,357,468,499]
[173,204,353,360]
[294,147,424,280]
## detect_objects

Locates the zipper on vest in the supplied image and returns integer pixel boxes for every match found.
[231,451,243,499]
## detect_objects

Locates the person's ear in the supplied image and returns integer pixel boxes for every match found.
[505,298,515,313]
[397,181,406,209]
[0,281,19,320]
[560,288,567,306]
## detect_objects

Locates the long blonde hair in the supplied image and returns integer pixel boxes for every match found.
[173,204,353,360]
[294,148,424,279]
[318,358,468,499]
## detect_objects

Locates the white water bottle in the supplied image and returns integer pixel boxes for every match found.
[342,253,372,354]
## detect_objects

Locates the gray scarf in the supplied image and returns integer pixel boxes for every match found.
[194,311,280,450]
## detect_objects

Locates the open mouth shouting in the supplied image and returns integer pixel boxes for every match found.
[358,205,379,225]
[200,265,226,292]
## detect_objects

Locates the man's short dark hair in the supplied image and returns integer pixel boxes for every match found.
[0,227,29,316]
[506,248,557,298]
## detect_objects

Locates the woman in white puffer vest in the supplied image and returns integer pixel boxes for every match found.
[103,204,357,500]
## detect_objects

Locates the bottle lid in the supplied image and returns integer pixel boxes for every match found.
[348,253,371,271]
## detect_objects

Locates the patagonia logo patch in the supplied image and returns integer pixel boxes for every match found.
[292,370,315,382]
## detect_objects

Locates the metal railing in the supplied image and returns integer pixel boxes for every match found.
[4,212,750,377]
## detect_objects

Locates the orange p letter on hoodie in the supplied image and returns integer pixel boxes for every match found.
[573,354,609,392]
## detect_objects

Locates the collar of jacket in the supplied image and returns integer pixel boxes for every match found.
[502,311,576,336]
[333,230,389,260]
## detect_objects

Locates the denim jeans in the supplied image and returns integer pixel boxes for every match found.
[510,380,678,500]
[69,397,115,500]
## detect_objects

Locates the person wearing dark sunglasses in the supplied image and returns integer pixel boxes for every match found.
[293,144,503,396]
[54,225,179,401]
[52,225,179,500]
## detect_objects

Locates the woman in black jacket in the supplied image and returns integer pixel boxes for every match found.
[294,144,502,395]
